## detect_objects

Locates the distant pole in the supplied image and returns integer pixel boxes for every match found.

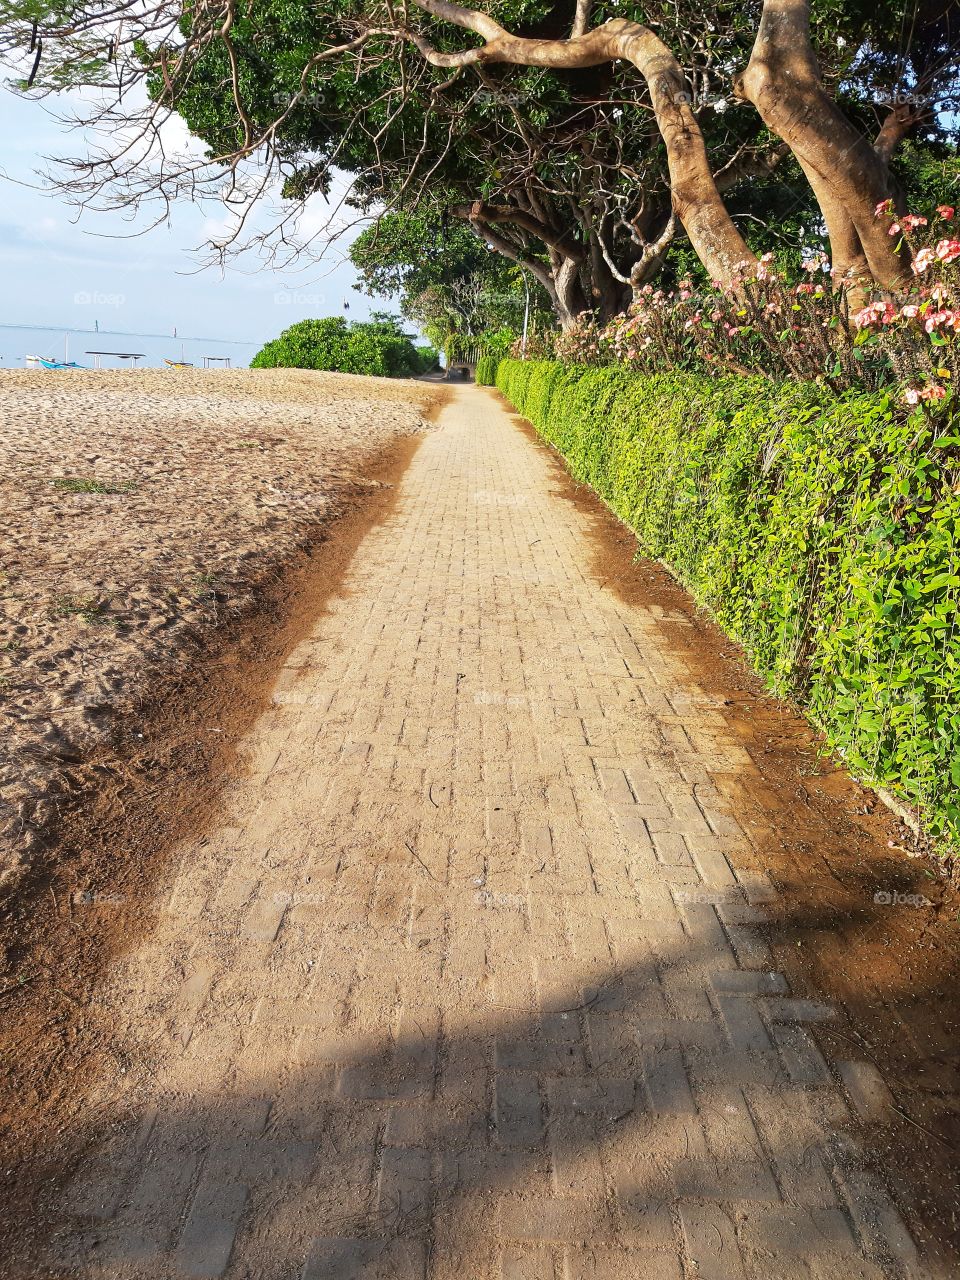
[521,272,530,358]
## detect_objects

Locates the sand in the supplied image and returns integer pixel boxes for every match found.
[0,367,438,890]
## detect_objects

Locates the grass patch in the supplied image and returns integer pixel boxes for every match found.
[50,476,136,495]
[51,594,117,627]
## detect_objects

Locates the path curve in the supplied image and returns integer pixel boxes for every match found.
[53,385,923,1279]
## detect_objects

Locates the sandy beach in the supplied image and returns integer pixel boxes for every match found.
[0,368,439,891]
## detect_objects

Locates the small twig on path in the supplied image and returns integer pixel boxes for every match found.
[890,1105,957,1150]
[405,840,436,881]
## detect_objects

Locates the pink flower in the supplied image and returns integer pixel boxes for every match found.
[875,199,894,216]
[935,238,960,263]
[913,247,936,274]
[854,300,896,328]
[936,205,955,220]
[888,223,902,237]
[904,387,921,405]
[900,304,920,318]
[924,310,953,333]
[901,214,928,231]
[921,384,948,401]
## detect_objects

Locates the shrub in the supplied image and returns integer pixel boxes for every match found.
[497,357,960,852]
[415,345,440,373]
[553,203,959,402]
[251,316,422,377]
[475,353,499,385]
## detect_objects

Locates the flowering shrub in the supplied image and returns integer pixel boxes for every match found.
[508,330,556,360]
[553,205,959,405]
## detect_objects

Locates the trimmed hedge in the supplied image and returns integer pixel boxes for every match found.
[475,354,499,386]
[497,357,960,850]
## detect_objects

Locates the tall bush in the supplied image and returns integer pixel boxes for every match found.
[252,316,424,377]
[497,358,960,851]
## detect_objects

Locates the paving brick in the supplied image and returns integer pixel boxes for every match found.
[616,1196,676,1250]
[678,1202,747,1280]
[498,1197,613,1243]
[716,995,774,1053]
[496,1040,588,1075]
[496,1074,546,1146]
[377,1146,432,1218]
[501,1244,564,1279]
[829,1134,922,1270]
[545,1077,636,1117]
[772,1025,832,1085]
[565,1246,683,1279]
[641,1046,697,1114]
[302,1237,428,1279]
[735,1204,858,1257]
[837,1060,896,1122]
[177,1180,248,1278]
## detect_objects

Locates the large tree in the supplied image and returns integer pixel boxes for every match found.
[2,0,956,320]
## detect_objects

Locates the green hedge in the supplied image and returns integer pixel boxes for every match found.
[475,354,499,386]
[497,358,960,849]
[252,317,424,377]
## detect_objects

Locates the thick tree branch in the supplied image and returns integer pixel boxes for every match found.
[408,10,755,284]
[449,200,585,260]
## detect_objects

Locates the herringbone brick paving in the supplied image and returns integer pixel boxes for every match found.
[56,386,926,1278]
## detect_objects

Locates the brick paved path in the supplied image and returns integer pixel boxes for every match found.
[58,386,924,1279]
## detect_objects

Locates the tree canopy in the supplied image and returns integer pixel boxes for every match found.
[1,0,957,327]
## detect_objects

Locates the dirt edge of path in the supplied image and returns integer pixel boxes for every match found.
[0,419,437,1272]
[492,388,960,1269]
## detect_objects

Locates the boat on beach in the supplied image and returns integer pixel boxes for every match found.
[31,357,86,369]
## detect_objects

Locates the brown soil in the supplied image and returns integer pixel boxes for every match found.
[0,422,436,1274]
[505,400,960,1269]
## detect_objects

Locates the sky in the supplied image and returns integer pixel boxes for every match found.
[0,85,386,351]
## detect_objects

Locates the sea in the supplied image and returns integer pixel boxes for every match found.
[0,323,259,370]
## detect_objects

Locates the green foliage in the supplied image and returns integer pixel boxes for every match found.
[415,345,440,373]
[475,354,499,386]
[497,357,960,851]
[251,316,423,377]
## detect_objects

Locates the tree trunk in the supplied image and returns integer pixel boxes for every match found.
[733,0,911,291]
[455,210,589,330]
[555,257,588,329]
